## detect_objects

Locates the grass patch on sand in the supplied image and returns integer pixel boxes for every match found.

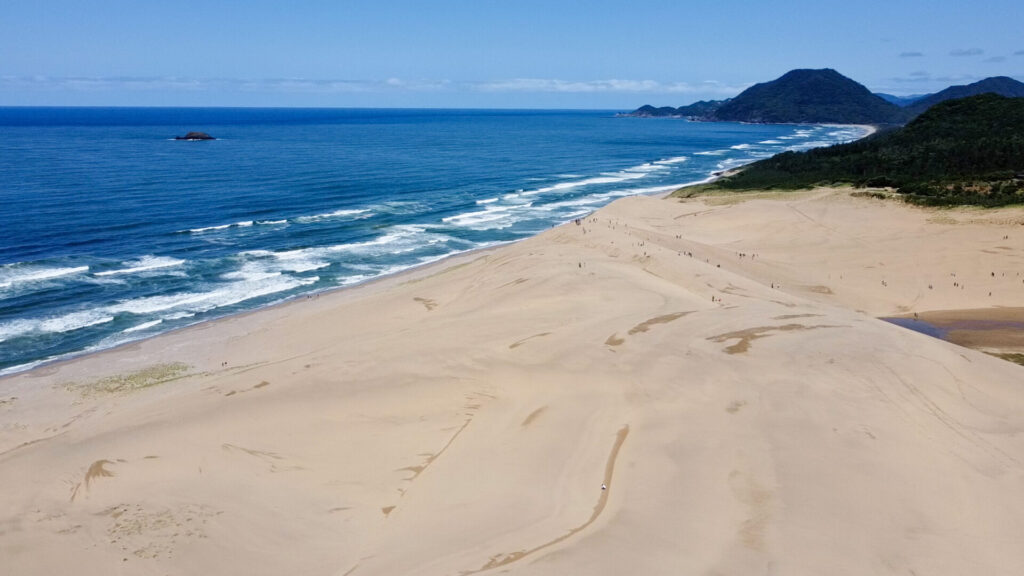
[674,186,837,205]
[990,353,1024,367]
[670,183,720,198]
[65,362,191,397]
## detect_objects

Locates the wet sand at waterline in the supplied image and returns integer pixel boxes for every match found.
[2,188,1024,575]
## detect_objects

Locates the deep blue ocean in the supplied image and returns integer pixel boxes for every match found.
[0,107,868,375]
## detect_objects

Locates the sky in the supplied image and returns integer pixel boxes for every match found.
[2,0,1023,109]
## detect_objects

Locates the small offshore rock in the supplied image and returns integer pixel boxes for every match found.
[175,131,215,141]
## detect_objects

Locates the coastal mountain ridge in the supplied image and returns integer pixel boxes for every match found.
[627,69,1024,125]
[707,68,906,124]
[629,99,728,118]
[875,92,930,107]
[701,93,1024,206]
[903,76,1024,117]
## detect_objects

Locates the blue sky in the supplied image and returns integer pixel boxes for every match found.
[2,0,1022,108]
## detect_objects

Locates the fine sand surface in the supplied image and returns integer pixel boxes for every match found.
[2,188,1024,575]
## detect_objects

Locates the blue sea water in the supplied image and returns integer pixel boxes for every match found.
[0,107,868,375]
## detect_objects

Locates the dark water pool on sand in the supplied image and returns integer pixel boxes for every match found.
[882,317,948,340]
[883,315,1024,346]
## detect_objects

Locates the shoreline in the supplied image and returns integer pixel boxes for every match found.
[0,242,507,381]
[6,184,1020,390]
[665,123,877,196]
[0,122,882,379]
[4,188,1024,574]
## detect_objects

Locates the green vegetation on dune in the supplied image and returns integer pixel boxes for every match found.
[65,362,191,397]
[703,94,1024,207]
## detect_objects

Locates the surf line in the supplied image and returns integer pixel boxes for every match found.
[468,424,630,574]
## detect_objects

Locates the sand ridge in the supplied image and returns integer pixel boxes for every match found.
[2,188,1024,575]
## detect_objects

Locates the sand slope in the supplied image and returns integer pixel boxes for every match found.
[2,189,1024,575]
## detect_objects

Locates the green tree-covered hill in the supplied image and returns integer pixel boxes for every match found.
[708,69,907,124]
[705,94,1024,206]
[904,76,1024,118]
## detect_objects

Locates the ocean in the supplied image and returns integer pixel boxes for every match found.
[0,107,868,375]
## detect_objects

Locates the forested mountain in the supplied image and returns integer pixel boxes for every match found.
[875,92,930,107]
[624,70,1024,129]
[706,69,907,124]
[904,76,1024,117]
[707,94,1024,206]
[624,100,727,118]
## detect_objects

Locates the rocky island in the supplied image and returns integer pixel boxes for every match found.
[174,131,215,141]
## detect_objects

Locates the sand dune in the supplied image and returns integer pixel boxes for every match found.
[2,189,1024,575]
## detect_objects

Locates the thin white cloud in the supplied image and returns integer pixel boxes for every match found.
[899,51,924,58]
[887,71,979,84]
[0,75,208,91]
[949,48,984,57]
[0,75,743,98]
[472,78,745,95]
[983,56,1007,63]
[0,75,453,94]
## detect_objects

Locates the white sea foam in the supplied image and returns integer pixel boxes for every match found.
[624,163,669,173]
[679,174,721,188]
[187,223,231,233]
[336,273,375,286]
[187,220,257,233]
[443,205,514,225]
[694,150,727,156]
[272,251,331,273]
[0,265,90,289]
[654,156,688,165]
[295,208,372,223]
[257,219,288,226]
[788,140,831,151]
[523,171,647,196]
[94,256,185,277]
[0,310,114,343]
[730,144,752,150]
[240,248,330,274]
[533,197,607,211]
[443,206,521,230]
[107,291,223,315]
[476,197,499,204]
[123,319,163,333]
[0,358,52,377]
[610,183,686,196]
[562,209,592,219]
[759,140,784,145]
[304,225,451,257]
[716,158,752,170]
[107,273,317,317]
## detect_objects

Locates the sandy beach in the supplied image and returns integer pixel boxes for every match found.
[2,188,1024,575]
